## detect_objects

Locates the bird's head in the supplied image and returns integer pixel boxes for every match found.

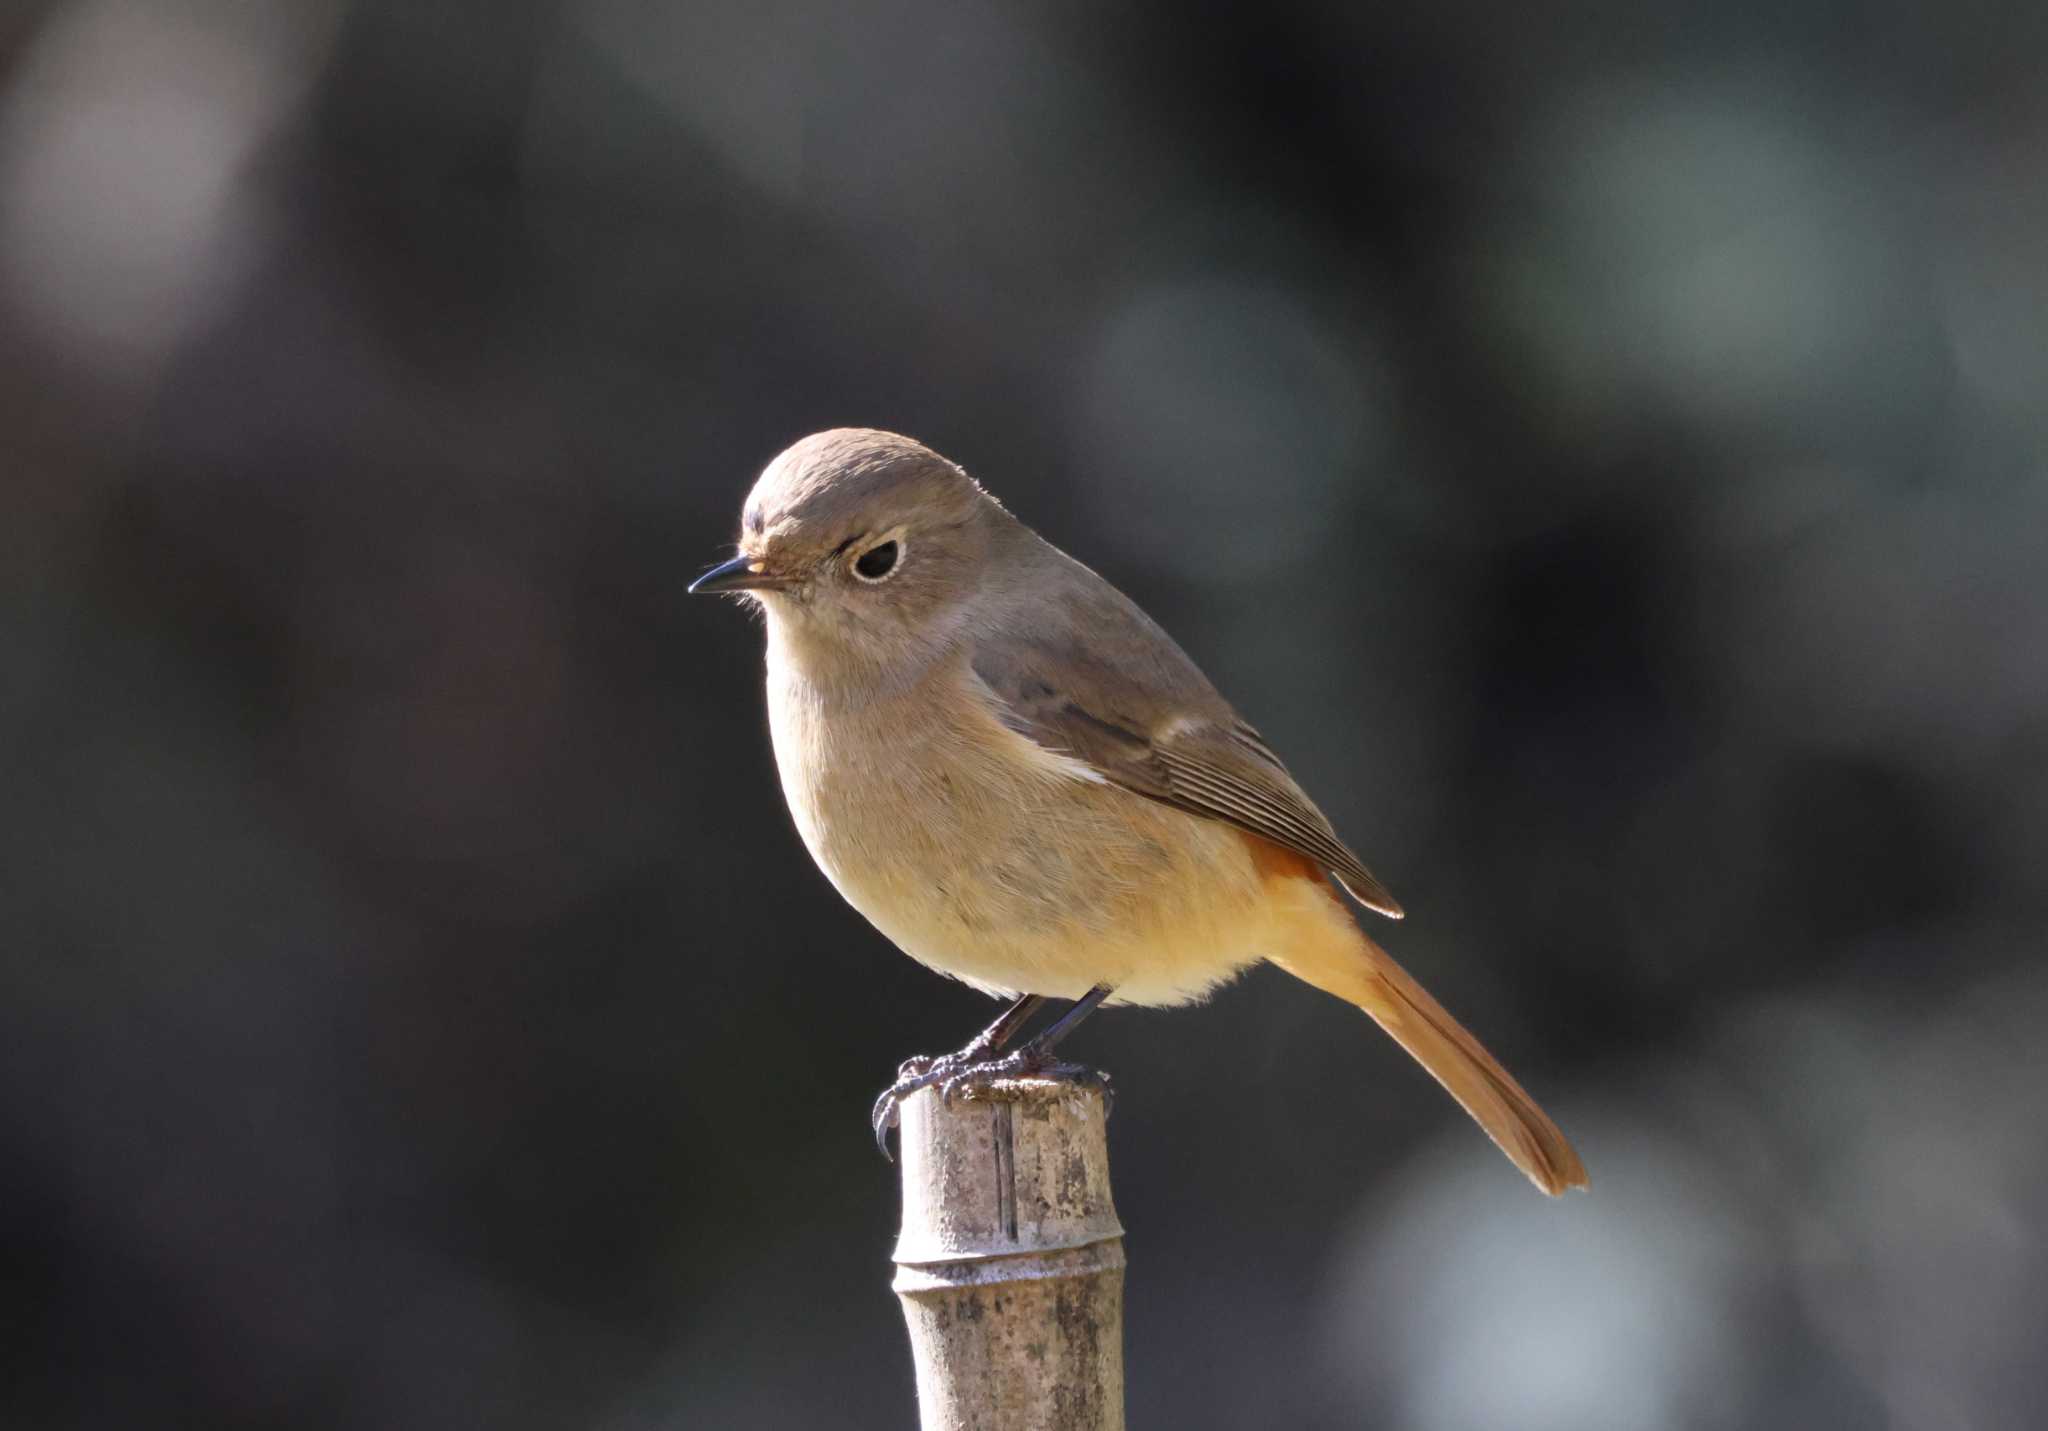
[691,428,1006,672]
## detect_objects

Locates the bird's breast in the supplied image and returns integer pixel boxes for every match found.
[763,650,1273,1004]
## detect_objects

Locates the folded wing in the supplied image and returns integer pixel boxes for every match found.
[971,631,1403,919]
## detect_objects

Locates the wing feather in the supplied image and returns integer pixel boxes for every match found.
[971,637,1403,919]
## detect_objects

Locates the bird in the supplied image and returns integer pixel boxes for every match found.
[690,428,1587,1195]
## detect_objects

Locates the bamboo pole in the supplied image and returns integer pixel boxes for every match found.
[891,1073,1126,1431]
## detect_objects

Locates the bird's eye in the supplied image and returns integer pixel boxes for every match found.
[852,539,900,582]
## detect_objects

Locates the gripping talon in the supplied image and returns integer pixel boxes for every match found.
[869,1047,1115,1160]
[871,987,1116,1159]
[871,1088,899,1160]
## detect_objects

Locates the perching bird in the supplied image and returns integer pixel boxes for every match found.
[691,429,1587,1195]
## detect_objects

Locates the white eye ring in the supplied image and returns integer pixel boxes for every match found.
[850,532,905,583]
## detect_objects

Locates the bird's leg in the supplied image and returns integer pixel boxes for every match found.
[870,987,1116,1158]
[915,984,1115,1104]
[871,994,1044,1156]
[927,982,1116,1106]
[892,993,1047,1083]
[1011,983,1113,1061]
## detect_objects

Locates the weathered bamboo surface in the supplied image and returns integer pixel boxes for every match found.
[892,1075,1126,1431]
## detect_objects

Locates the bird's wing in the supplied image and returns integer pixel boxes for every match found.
[969,582,1403,919]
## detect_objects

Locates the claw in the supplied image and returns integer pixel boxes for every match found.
[869,1047,1116,1160]
[872,1094,899,1162]
[869,1049,973,1160]
[870,1053,958,1160]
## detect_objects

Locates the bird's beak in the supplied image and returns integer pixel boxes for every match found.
[689,552,793,594]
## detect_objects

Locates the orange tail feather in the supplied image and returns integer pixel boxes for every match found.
[1252,843,1588,1195]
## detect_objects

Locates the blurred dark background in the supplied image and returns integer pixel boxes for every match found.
[3,1,2045,1427]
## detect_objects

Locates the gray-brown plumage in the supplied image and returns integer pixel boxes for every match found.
[692,428,1586,1194]
[971,591,1406,919]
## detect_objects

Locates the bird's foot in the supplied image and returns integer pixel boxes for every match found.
[870,1048,1113,1159]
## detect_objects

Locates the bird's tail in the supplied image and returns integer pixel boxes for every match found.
[1270,907,1588,1196]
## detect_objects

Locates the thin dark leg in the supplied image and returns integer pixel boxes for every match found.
[962,993,1048,1060]
[871,994,1043,1158]
[871,986,1118,1159]
[1016,984,1113,1058]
